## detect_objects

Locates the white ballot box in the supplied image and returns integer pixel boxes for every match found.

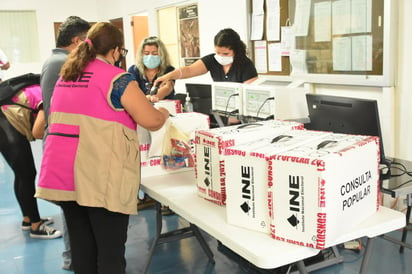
[224,130,331,233]
[194,120,304,205]
[269,133,381,249]
[154,99,182,115]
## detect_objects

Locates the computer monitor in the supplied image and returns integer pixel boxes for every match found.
[185,83,219,128]
[186,83,212,98]
[242,85,309,120]
[211,82,243,115]
[305,93,388,166]
[185,83,212,115]
[242,85,275,119]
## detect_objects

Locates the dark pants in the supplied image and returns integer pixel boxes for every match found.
[60,201,129,274]
[0,111,40,223]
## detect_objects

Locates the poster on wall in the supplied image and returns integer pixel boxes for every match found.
[178,4,200,66]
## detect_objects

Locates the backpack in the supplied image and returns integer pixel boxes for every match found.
[0,73,40,107]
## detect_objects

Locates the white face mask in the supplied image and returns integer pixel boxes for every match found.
[214,54,234,66]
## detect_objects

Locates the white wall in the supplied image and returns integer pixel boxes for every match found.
[92,0,250,92]
[1,0,410,160]
[396,0,412,161]
[0,0,99,76]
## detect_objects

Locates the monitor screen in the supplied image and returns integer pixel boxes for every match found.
[185,83,212,114]
[242,85,309,120]
[242,85,275,119]
[305,93,387,165]
[185,83,212,98]
[185,83,220,128]
[211,82,243,114]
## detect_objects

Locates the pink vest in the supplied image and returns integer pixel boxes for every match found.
[2,84,42,110]
[37,59,140,214]
[50,59,136,130]
[0,84,42,141]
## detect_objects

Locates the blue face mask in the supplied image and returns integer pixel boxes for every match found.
[143,55,161,69]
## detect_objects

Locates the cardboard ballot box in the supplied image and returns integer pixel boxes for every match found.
[269,133,380,249]
[194,120,304,205]
[224,130,331,233]
[140,112,209,178]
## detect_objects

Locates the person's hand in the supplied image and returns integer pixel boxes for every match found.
[146,94,160,103]
[153,74,170,89]
[1,62,10,70]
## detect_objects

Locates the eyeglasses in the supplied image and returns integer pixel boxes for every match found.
[120,48,128,57]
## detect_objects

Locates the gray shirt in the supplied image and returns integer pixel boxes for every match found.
[40,48,69,133]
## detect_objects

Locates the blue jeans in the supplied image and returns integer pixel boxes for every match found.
[61,209,72,269]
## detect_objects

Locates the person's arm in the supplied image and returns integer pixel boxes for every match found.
[153,59,208,88]
[32,109,45,139]
[244,76,258,84]
[153,79,174,100]
[147,79,175,103]
[121,80,169,131]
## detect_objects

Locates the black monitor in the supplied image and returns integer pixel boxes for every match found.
[185,83,219,128]
[185,83,212,114]
[185,83,212,98]
[305,93,389,167]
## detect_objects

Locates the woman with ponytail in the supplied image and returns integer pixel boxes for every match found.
[36,22,169,274]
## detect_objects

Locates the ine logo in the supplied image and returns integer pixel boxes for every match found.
[288,175,301,227]
[289,175,301,212]
[287,214,299,227]
[76,71,93,82]
[240,202,250,213]
[203,177,210,187]
[203,146,211,187]
[239,166,253,214]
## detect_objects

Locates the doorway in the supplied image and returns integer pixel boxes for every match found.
[110,18,127,71]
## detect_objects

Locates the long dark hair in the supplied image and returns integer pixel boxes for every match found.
[214,28,248,65]
[60,22,123,82]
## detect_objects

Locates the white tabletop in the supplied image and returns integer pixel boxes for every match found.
[141,170,406,269]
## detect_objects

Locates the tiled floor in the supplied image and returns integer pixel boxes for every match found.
[1,140,411,274]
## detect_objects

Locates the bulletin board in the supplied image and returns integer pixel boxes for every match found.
[250,0,291,76]
[250,0,397,86]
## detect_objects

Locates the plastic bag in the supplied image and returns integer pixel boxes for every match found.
[161,120,194,169]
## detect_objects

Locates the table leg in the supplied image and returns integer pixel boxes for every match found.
[142,201,215,273]
[359,237,375,274]
[142,201,162,274]
[400,194,412,253]
[191,224,215,264]
[290,246,343,274]
[296,260,309,274]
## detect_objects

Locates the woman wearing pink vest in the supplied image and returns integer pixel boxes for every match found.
[36,22,169,274]
[0,84,61,239]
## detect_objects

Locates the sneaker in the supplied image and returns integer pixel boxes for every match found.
[138,197,155,210]
[30,223,62,239]
[21,217,54,231]
[61,263,74,271]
